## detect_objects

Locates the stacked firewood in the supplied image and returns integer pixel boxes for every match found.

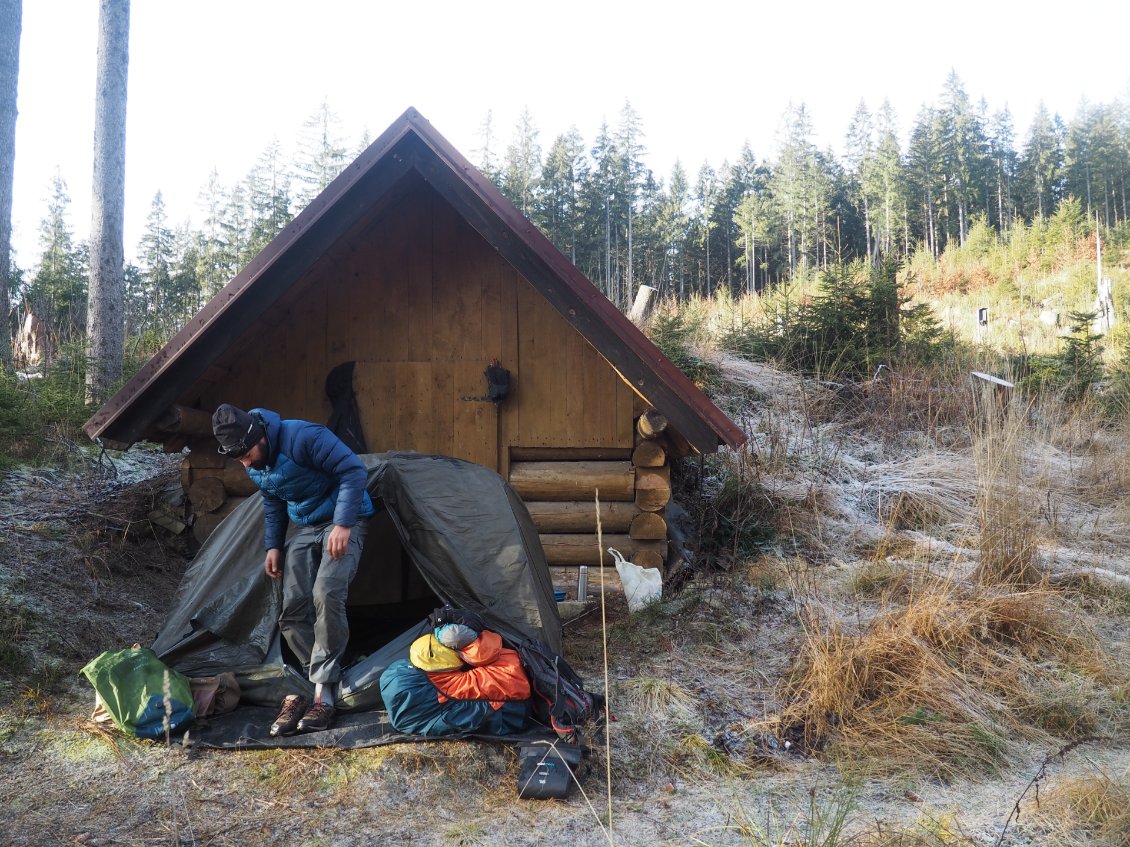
[153,404,254,545]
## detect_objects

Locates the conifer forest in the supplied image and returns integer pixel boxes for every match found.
[11,72,1130,354]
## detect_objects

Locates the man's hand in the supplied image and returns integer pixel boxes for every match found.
[327,525,352,560]
[265,548,283,579]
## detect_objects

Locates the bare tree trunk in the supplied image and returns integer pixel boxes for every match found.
[862,195,871,260]
[85,0,129,405]
[0,0,20,369]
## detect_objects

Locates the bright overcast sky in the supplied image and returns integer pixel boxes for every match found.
[10,0,1130,269]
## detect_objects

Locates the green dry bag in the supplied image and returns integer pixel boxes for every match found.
[81,646,194,739]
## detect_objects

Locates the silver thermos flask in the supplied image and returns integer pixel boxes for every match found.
[577,565,588,601]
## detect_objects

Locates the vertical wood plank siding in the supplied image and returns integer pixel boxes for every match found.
[198,180,632,472]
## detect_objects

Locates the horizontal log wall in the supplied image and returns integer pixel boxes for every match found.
[509,421,671,570]
[524,500,639,533]
[509,461,634,501]
[540,534,666,566]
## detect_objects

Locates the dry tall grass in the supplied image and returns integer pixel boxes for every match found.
[972,386,1043,586]
[767,581,1116,780]
[1031,770,1130,846]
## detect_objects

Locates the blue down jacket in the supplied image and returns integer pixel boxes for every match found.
[245,408,375,551]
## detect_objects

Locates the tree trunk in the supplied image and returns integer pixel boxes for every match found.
[85,0,129,405]
[0,0,19,368]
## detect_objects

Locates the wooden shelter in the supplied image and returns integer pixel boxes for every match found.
[84,109,746,568]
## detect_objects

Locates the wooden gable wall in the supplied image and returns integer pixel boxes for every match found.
[194,179,634,476]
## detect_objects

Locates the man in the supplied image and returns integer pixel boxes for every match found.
[211,403,375,736]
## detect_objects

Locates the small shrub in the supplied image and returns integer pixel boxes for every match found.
[719,259,948,384]
[1017,311,1104,402]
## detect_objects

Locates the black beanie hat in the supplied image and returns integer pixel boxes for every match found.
[212,404,264,457]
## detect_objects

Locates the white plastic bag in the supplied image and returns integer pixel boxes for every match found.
[608,548,662,612]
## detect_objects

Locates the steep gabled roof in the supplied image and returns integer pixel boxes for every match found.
[84,108,747,453]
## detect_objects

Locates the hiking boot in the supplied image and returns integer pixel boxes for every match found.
[269,694,308,737]
[296,701,336,733]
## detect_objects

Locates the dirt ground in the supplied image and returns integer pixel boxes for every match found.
[2,370,1128,845]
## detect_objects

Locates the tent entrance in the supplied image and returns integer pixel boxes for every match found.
[276,504,439,673]
[340,503,439,665]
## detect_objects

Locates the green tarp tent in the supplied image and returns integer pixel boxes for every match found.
[151,452,562,745]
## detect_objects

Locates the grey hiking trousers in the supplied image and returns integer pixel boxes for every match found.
[278,519,368,686]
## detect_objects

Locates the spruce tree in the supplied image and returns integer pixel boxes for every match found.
[294,99,347,207]
[501,107,541,218]
[28,175,87,355]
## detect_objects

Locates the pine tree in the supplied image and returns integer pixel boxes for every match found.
[874,100,906,257]
[844,100,875,258]
[936,71,989,248]
[693,163,719,295]
[538,127,585,262]
[1065,101,1127,226]
[246,137,293,256]
[770,103,828,277]
[987,107,1018,231]
[195,168,230,298]
[658,161,692,298]
[474,110,501,184]
[615,101,647,300]
[580,121,617,297]
[907,106,945,257]
[221,181,252,269]
[134,191,173,336]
